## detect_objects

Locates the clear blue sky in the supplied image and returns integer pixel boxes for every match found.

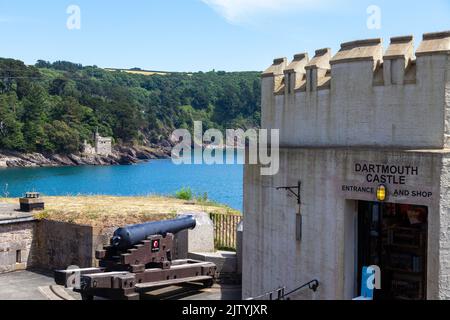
[0,0,449,72]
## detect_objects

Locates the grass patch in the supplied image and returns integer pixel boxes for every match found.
[0,195,239,230]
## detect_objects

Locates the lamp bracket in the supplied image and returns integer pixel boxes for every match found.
[276,181,301,205]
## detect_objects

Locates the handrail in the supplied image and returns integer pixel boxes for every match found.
[247,288,286,301]
[282,279,319,300]
[247,279,319,300]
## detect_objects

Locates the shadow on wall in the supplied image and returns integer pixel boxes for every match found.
[32,220,97,270]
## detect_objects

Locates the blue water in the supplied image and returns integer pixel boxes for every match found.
[0,160,243,211]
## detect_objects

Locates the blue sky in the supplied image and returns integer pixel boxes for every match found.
[0,0,449,72]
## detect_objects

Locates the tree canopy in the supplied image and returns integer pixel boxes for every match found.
[0,58,261,154]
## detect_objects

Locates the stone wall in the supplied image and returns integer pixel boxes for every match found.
[176,212,215,257]
[32,219,211,270]
[0,212,215,275]
[245,30,450,300]
[243,148,447,300]
[0,220,111,273]
[33,220,104,270]
[95,135,112,156]
[437,154,450,300]
[0,221,36,273]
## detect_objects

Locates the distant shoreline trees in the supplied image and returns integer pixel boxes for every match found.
[0,58,261,154]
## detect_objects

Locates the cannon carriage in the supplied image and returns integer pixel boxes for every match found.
[54,216,217,300]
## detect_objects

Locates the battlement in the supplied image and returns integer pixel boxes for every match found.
[263,31,450,93]
[261,31,450,149]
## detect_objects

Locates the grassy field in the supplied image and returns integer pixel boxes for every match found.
[104,68,169,76]
[0,195,240,230]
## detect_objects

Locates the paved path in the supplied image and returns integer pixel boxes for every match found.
[0,204,34,223]
[0,270,241,300]
[0,270,55,300]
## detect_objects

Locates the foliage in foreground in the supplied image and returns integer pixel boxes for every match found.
[175,187,194,201]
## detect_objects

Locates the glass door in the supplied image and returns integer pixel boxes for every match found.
[357,201,427,300]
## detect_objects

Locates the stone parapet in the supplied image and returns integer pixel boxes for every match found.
[261,31,450,149]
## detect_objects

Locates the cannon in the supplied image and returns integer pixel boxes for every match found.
[54,216,217,300]
[111,215,196,249]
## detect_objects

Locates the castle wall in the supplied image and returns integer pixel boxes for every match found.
[243,148,448,300]
[82,140,96,155]
[262,33,450,149]
[95,136,112,156]
[244,31,450,300]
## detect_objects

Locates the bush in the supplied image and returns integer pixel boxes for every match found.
[196,192,209,203]
[33,211,50,220]
[175,187,193,201]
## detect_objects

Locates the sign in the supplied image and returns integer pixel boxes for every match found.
[354,163,418,185]
[341,162,433,203]
[151,239,160,252]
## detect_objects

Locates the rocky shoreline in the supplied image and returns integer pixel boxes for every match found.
[0,145,172,168]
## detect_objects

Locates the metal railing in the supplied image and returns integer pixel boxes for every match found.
[209,212,242,251]
[247,279,320,300]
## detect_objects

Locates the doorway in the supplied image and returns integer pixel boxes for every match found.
[357,201,428,300]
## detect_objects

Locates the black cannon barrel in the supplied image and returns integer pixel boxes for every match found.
[111,215,196,249]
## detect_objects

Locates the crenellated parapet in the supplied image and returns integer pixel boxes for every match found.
[261,31,450,149]
[331,38,383,65]
[284,53,309,94]
[382,36,415,85]
[305,48,331,91]
[262,57,287,95]
[263,31,450,93]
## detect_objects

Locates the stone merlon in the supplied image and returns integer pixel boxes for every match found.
[330,38,383,65]
[262,31,450,94]
[416,31,450,56]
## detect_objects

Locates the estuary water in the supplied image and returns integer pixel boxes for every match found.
[0,160,243,211]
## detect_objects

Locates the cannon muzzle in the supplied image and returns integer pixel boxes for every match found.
[111,215,196,249]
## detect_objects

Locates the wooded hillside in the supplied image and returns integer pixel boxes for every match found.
[0,58,261,154]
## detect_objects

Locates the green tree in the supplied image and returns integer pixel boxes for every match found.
[44,120,80,153]
[0,57,262,154]
[191,89,210,109]
[0,96,25,150]
[21,84,49,152]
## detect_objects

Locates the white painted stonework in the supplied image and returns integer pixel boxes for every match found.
[243,31,450,300]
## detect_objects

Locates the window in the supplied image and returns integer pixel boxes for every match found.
[16,250,22,264]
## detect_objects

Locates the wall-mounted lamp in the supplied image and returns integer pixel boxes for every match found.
[376,185,387,202]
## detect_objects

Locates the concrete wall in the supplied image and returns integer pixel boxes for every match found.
[0,217,208,273]
[236,221,243,275]
[0,220,112,273]
[33,220,104,270]
[0,221,36,273]
[0,211,215,275]
[437,154,450,299]
[32,220,194,271]
[262,32,450,149]
[176,212,215,258]
[243,148,447,300]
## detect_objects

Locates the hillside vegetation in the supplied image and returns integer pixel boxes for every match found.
[0,58,261,154]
